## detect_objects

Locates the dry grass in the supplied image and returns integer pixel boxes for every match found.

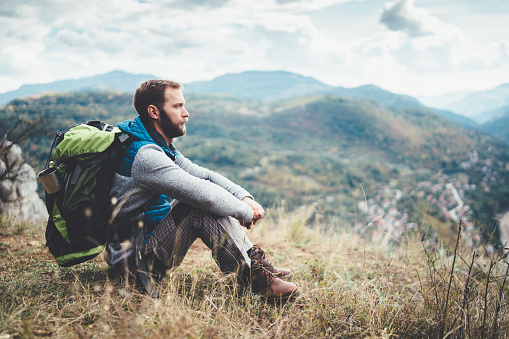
[1,208,508,338]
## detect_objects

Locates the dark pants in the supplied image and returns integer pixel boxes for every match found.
[145,200,253,274]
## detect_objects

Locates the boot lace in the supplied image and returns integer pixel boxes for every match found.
[250,245,276,274]
[250,257,275,293]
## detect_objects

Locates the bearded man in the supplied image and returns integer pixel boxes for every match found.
[106,79,299,301]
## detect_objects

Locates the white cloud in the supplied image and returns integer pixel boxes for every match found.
[375,0,509,91]
[1,0,362,92]
[380,0,436,37]
[379,0,466,46]
[56,29,93,48]
[0,0,508,97]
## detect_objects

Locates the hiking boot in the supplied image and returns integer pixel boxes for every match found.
[250,245,293,280]
[250,259,299,302]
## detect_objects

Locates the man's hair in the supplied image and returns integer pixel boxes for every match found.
[133,79,182,121]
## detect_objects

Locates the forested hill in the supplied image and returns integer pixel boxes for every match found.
[3,90,509,248]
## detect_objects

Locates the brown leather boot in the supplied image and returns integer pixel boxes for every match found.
[250,255,299,302]
[250,245,293,280]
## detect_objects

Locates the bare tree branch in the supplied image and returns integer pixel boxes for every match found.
[0,104,50,182]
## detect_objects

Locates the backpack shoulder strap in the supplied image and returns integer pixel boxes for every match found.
[134,226,159,298]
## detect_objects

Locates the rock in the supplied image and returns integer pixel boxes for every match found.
[0,180,14,201]
[15,164,38,199]
[0,143,48,224]
[0,158,5,176]
[6,144,23,167]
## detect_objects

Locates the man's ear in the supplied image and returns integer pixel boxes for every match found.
[147,105,159,120]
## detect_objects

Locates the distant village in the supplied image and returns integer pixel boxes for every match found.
[353,151,504,250]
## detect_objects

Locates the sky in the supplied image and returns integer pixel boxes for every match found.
[1,0,508,98]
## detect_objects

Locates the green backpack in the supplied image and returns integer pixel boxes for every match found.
[43,120,130,267]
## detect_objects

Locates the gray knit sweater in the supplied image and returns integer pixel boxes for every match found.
[106,143,254,266]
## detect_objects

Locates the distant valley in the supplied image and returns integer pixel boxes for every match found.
[2,71,509,248]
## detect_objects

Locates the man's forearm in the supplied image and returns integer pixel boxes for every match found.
[132,144,254,223]
[175,154,253,201]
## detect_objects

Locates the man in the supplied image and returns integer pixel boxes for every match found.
[106,79,299,301]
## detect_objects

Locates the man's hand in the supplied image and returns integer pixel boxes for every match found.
[242,197,264,229]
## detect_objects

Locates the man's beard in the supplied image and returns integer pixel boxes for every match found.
[160,107,185,139]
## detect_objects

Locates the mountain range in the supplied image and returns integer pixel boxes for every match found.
[419,84,509,122]
[0,70,421,106]
[3,70,507,115]
[3,69,508,143]
[0,71,154,106]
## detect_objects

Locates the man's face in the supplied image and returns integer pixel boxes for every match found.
[159,87,189,140]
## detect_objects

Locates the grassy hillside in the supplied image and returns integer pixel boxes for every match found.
[1,211,508,338]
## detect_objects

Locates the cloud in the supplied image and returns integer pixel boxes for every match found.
[378,0,488,71]
[379,0,436,37]
[378,0,464,44]
[56,29,92,47]
[0,0,508,97]
[166,0,232,9]
[0,0,354,93]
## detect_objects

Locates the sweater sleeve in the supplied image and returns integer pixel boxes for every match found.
[174,152,253,201]
[131,144,254,223]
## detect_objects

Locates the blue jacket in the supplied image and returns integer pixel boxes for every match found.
[116,117,179,226]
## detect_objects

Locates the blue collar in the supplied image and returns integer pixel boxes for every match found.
[143,124,179,159]
[145,125,169,149]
